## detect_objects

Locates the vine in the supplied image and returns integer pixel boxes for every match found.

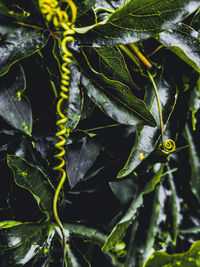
[39,0,77,264]
[147,70,176,153]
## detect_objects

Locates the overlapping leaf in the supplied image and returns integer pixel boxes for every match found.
[63,64,83,131]
[76,0,200,46]
[0,65,32,135]
[66,135,101,188]
[160,23,200,73]
[0,221,55,267]
[143,240,200,267]
[0,24,48,76]
[77,47,156,127]
[118,59,178,178]
[184,124,200,204]
[7,155,55,219]
[102,164,164,253]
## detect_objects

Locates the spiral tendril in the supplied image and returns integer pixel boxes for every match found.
[162,139,176,154]
[39,0,76,264]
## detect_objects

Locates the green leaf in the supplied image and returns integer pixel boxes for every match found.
[0,221,55,267]
[66,135,101,188]
[190,7,200,31]
[83,46,136,88]
[0,24,48,76]
[80,48,157,127]
[184,124,200,204]
[76,0,200,46]
[64,223,107,246]
[143,240,200,267]
[140,185,162,265]
[0,65,32,135]
[188,88,199,131]
[75,0,97,17]
[102,164,164,252]
[64,64,83,131]
[7,155,55,219]
[117,64,177,178]
[160,23,200,73]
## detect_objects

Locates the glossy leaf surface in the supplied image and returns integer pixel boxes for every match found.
[103,164,164,252]
[64,64,83,131]
[0,221,54,267]
[0,24,48,76]
[160,23,200,73]
[143,240,200,267]
[79,47,157,127]
[7,155,54,219]
[66,135,101,188]
[118,63,177,178]
[184,124,200,204]
[76,0,200,46]
[0,65,32,135]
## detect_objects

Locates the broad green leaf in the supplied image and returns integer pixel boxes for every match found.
[160,23,200,73]
[140,185,162,265]
[143,240,200,267]
[63,64,83,131]
[0,24,48,76]
[83,46,136,89]
[79,48,157,127]
[66,135,101,188]
[102,164,164,252]
[76,0,200,46]
[7,155,55,219]
[0,65,32,135]
[118,66,177,178]
[0,221,55,267]
[140,166,179,265]
[83,76,156,127]
[184,124,200,204]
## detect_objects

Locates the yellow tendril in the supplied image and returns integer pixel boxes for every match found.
[147,71,176,154]
[39,0,77,264]
[162,139,176,154]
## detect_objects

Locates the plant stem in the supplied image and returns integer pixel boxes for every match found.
[147,70,165,149]
[63,223,107,246]
[118,45,142,69]
[129,43,152,69]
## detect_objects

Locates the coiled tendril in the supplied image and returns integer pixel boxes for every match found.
[39,0,77,263]
[162,139,176,154]
[147,70,176,155]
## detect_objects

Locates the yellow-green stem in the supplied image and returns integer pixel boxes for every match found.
[147,70,165,150]
[129,43,152,69]
[118,44,142,69]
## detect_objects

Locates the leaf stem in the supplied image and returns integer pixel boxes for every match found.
[147,45,163,57]
[129,43,152,69]
[147,70,165,149]
[74,124,121,133]
[118,45,141,69]
[63,223,107,246]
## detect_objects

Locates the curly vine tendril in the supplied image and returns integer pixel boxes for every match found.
[162,139,176,154]
[147,71,176,155]
[39,0,77,263]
